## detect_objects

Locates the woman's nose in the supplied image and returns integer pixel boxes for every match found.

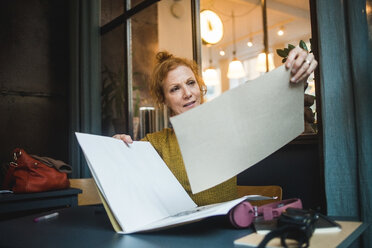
[183,87,192,99]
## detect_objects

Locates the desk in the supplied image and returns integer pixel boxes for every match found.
[0,188,82,219]
[0,205,367,248]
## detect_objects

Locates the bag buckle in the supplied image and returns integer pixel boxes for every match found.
[254,206,259,217]
[9,161,18,168]
[13,150,22,161]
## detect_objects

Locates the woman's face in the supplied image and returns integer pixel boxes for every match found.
[162,65,201,115]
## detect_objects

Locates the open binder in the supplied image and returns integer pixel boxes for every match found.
[75,132,269,234]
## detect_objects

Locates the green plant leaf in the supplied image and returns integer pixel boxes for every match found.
[288,44,295,50]
[299,40,308,51]
[276,49,287,58]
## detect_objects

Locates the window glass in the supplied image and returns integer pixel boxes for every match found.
[201,0,316,133]
[130,2,158,140]
[101,0,124,26]
[130,0,193,139]
[101,24,125,136]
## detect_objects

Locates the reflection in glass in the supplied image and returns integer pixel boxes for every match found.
[130,0,193,139]
[130,2,158,140]
[101,0,124,26]
[101,24,125,136]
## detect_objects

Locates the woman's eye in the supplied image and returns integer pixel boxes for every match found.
[187,80,196,86]
[170,86,179,93]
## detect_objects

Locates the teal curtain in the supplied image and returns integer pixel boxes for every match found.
[69,0,101,178]
[316,0,372,246]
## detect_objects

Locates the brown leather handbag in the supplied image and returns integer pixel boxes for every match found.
[2,148,71,193]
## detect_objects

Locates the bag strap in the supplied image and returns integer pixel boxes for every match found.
[257,225,310,248]
[257,198,302,220]
[30,155,72,173]
[2,149,22,189]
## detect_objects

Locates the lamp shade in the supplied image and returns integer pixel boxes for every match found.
[203,67,219,84]
[256,52,275,72]
[227,58,246,79]
[200,10,224,45]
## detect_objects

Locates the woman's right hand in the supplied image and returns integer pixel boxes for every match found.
[112,134,133,145]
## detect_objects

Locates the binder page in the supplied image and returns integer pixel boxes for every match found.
[171,65,304,194]
[75,133,197,233]
[135,195,268,233]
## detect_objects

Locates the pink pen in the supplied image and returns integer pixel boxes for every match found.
[33,212,59,222]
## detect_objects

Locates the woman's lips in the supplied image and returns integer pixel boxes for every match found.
[183,101,196,108]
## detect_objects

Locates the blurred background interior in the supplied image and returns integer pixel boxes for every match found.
[101,0,316,140]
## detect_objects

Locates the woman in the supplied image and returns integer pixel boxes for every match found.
[114,48,317,206]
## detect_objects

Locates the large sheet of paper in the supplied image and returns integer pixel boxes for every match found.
[170,65,304,194]
[75,133,267,234]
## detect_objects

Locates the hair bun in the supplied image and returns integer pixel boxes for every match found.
[156,51,173,63]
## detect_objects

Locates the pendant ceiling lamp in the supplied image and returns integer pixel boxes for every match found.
[203,47,218,84]
[227,11,245,79]
[256,52,275,72]
[200,10,224,45]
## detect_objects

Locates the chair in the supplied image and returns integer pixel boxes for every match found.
[69,179,282,207]
[237,185,282,206]
[69,178,101,206]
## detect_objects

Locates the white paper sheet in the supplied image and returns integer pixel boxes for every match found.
[170,65,304,194]
[75,133,196,233]
[75,133,272,234]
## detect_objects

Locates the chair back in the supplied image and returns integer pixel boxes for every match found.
[69,178,101,206]
[237,185,282,206]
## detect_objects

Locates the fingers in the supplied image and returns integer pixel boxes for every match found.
[285,46,318,83]
[296,59,318,83]
[291,53,317,83]
[285,46,305,69]
[112,134,133,145]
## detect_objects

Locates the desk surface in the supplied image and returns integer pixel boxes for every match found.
[0,205,368,248]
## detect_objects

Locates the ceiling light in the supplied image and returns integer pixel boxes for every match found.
[256,52,275,73]
[203,47,219,84]
[200,10,224,45]
[227,12,245,79]
[203,67,219,84]
[227,58,245,79]
[277,26,284,36]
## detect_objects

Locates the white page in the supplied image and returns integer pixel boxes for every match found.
[132,196,250,233]
[75,133,197,233]
[171,65,304,194]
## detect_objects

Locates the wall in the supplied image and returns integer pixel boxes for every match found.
[158,0,193,59]
[0,1,70,181]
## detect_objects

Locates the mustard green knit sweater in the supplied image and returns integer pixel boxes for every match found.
[142,128,237,206]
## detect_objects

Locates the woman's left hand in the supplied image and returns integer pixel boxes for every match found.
[285,46,318,84]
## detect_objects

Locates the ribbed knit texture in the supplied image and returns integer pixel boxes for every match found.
[142,128,237,206]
